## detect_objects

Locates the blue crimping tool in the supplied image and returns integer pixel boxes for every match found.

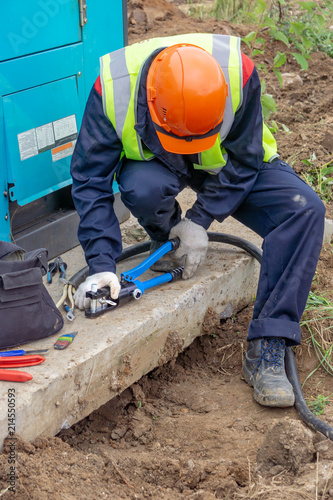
[85,238,183,318]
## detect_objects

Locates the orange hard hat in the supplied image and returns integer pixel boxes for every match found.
[147,43,228,155]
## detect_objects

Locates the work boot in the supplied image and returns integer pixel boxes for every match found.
[149,240,185,272]
[243,337,295,407]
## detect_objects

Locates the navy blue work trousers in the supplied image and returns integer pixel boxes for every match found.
[118,158,326,345]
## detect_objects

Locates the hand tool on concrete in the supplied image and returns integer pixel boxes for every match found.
[85,238,182,318]
[0,369,33,382]
[54,331,78,350]
[57,256,67,280]
[0,355,46,382]
[47,256,68,283]
[0,355,46,368]
[0,349,49,357]
[47,260,58,283]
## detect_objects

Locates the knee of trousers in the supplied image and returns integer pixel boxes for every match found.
[299,191,326,226]
[289,190,326,250]
[120,183,176,217]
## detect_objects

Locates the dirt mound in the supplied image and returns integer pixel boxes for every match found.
[256,417,315,475]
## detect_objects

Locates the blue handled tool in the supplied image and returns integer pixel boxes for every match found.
[85,238,182,318]
[47,256,67,283]
[0,349,49,357]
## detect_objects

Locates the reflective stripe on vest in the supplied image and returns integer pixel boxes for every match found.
[100,34,278,171]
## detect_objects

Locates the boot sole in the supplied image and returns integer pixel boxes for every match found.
[253,388,295,408]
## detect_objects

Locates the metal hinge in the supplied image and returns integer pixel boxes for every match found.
[79,0,88,26]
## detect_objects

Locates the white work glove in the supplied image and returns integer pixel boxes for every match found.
[169,218,208,279]
[74,272,120,310]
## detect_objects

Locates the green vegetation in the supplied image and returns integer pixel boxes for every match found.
[213,0,259,23]
[301,158,333,203]
[301,291,333,382]
[241,0,333,121]
[186,0,333,123]
[301,290,333,414]
[278,0,333,59]
[307,393,332,415]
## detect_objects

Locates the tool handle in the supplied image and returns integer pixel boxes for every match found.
[0,369,33,382]
[122,238,180,282]
[0,355,46,368]
[0,350,25,357]
[59,263,67,280]
[47,262,58,283]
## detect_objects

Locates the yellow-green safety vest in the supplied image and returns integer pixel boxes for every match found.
[100,34,278,174]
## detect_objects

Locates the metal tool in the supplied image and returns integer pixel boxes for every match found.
[85,238,183,318]
[0,349,49,357]
[0,355,46,383]
[47,256,68,283]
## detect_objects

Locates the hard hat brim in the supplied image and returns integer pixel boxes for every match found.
[155,126,220,155]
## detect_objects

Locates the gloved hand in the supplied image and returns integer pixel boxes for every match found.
[74,272,120,310]
[169,218,208,279]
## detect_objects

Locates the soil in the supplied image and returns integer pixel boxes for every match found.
[1,1,333,499]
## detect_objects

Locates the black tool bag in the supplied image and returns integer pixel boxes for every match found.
[0,241,64,349]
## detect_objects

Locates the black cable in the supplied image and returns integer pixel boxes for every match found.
[285,347,333,440]
[207,232,263,262]
[69,231,333,440]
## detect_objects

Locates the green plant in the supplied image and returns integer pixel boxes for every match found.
[214,0,259,23]
[186,0,210,20]
[302,157,333,203]
[187,1,333,126]
[279,0,333,59]
[301,291,333,383]
[307,393,331,416]
[241,0,333,122]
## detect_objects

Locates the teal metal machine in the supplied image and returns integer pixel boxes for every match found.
[0,0,128,258]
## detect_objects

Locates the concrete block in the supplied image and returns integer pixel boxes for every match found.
[324,218,333,244]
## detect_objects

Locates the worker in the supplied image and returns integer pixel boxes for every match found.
[71,33,326,408]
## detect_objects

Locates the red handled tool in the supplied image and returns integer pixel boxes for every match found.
[0,369,33,382]
[0,355,46,383]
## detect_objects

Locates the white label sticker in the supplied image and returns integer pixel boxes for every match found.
[17,115,78,161]
[17,129,38,161]
[53,114,77,141]
[36,123,55,151]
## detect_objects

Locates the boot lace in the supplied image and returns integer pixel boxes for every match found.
[252,338,286,375]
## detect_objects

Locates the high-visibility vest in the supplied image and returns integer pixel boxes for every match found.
[100,34,278,174]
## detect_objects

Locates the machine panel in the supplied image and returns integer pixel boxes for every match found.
[3,76,81,206]
[0,0,128,253]
[1,0,81,61]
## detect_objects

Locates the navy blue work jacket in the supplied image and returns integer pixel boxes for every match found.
[71,52,266,274]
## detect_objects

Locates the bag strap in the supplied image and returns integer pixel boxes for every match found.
[24,248,48,276]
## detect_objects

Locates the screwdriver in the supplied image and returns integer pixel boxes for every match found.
[0,349,49,357]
